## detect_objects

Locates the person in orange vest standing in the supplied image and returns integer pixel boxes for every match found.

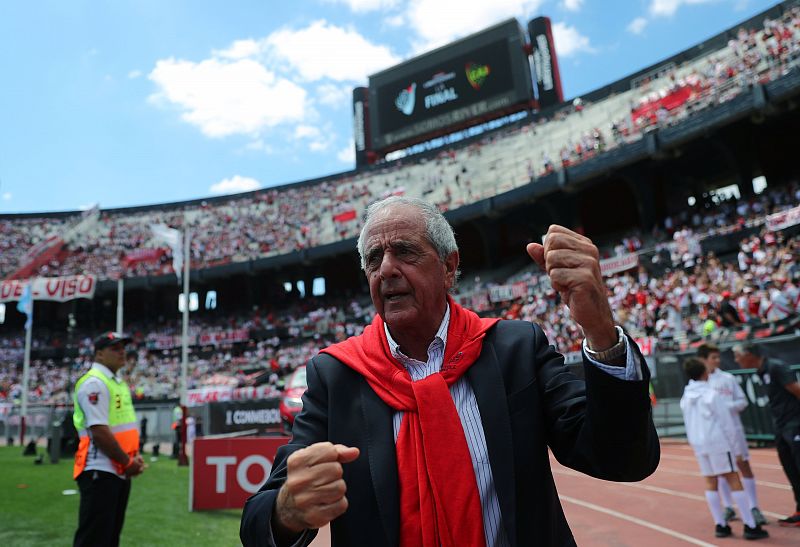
[72,332,145,547]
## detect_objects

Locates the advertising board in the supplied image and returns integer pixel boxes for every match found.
[207,399,283,435]
[191,436,289,510]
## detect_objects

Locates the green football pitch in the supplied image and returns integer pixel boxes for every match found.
[0,446,242,546]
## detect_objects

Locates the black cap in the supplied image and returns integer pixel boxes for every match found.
[94,331,132,352]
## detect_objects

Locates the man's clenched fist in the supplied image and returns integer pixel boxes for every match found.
[274,442,360,535]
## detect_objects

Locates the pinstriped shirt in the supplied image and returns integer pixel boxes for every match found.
[385,305,510,547]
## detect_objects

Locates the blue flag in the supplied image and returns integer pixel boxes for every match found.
[16,283,33,331]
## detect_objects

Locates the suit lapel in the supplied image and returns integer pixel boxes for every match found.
[359,378,400,546]
[467,339,517,547]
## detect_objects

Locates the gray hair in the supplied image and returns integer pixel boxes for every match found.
[357,196,458,272]
[732,343,762,357]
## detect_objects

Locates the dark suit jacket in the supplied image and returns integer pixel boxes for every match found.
[241,321,660,546]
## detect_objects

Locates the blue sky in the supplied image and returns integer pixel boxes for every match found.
[0,0,781,213]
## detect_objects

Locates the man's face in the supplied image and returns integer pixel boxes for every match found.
[363,205,458,337]
[96,342,127,372]
[705,351,721,372]
[733,350,757,369]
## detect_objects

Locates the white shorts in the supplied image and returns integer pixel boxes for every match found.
[733,433,750,461]
[696,451,737,476]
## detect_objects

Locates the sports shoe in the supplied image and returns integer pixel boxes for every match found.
[715,524,732,538]
[743,524,769,540]
[723,506,738,522]
[751,507,767,526]
[778,511,800,527]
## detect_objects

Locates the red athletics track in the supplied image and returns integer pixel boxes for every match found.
[310,439,798,546]
[555,439,798,546]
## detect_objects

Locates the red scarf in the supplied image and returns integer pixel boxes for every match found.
[322,297,499,547]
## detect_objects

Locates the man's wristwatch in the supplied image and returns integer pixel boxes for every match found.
[584,325,627,362]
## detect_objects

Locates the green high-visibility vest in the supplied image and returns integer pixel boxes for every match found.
[72,367,139,478]
[73,368,137,432]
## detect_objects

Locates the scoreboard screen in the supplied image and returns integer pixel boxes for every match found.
[368,19,533,151]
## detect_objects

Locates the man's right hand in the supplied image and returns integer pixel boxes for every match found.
[274,442,360,534]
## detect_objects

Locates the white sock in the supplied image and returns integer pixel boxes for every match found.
[742,477,760,509]
[705,490,726,526]
[732,490,756,527]
[717,476,733,508]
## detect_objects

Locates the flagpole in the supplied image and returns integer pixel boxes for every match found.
[181,227,190,406]
[20,297,33,447]
[116,277,124,333]
[178,225,190,466]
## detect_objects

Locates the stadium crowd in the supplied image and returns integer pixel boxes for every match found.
[2,180,799,404]
[1,7,798,284]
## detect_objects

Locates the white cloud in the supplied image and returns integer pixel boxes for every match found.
[384,14,405,27]
[266,20,399,82]
[213,39,261,60]
[128,70,142,79]
[245,139,274,154]
[337,142,355,164]
[78,202,98,211]
[326,0,399,12]
[649,0,718,18]
[407,0,544,52]
[148,20,393,140]
[148,57,308,138]
[2,192,11,201]
[293,124,335,152]
[627,17,649,35]
[209,175,261,195]
[317,83,352,109]
[295,125,322,140]
[551,22,595,57]
[562,0,584,11]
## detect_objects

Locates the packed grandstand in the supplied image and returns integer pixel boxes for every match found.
[1,2,800,405]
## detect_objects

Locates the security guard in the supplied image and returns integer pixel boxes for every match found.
[72,332,145,547]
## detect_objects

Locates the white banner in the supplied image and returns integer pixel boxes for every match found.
[198,329,250,346]
[186,385,280,407]
[600,253,639,277]
[0,275,97,303]
[488,282,529,303]
[766,205,800,232]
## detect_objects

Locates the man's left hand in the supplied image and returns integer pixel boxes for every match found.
[526,225,617,350]
[125,455,145,477]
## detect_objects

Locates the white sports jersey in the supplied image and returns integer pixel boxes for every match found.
[680,379,738,456]
[708,369,748,418]
[708,369,749,458]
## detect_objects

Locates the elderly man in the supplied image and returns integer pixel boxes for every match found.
[734,343,800,527]
[241,197,660,546]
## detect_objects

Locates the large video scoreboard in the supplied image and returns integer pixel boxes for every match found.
[367,19,534,152]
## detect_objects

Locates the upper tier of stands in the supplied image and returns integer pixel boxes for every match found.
[2,5,798,281]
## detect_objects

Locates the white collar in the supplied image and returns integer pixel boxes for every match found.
[384,303,450,362]
[91,362,120,382]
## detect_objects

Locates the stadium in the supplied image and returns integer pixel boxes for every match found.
[3,0,800,545]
